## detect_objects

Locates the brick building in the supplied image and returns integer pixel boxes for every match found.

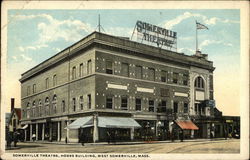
[20,32,216,143]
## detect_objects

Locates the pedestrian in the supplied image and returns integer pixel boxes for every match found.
[107,130,111,144]
[79,132,85,146]
[180,130,184,142]
[65,136,68,144]
[32,134,36,142]
[13,131,18,147]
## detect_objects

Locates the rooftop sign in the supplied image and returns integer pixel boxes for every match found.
[131,20,177,51]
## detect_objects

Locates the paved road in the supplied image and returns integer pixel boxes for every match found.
[6,139,239,154]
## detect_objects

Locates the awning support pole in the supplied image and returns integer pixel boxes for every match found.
[93,113,99,143]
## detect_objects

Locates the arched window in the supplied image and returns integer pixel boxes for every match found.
[38,100,42,117]
[32,101,36,117]
[26,102,30,118]
[45,97,49,115]
[62,100,65,113]
[52,95,57,114]
[194,76,205,89]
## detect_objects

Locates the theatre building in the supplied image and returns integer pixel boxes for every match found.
[20,31,216,143]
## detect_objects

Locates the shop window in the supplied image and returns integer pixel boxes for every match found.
[148,68,155,81]
[173,72,178,84]
[135,65,142,79]
[173,102,178,113]
[53,74,57,86]
[161,70,167,82]
[121,63,129,77]
[135,98,141,111]
[195,76,205,89]
[148,100,155,112]
[184,103,188,113]
[183,74,188,85]
[72,66,76,80]
[79,63,83,77]
[80,96,83,110]
[87,60,92,74]
[121,96,128,110]
[87,94,91,109]
[106,96,113,109]
[106,60,113,74]
[72,98,76,112]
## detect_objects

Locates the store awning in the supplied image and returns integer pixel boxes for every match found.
[175,120,199,130]
[98,117,141,128]
[66,116,93,129]
[21,124,28,129]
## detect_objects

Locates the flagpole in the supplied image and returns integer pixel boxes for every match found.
[196,21,198,53]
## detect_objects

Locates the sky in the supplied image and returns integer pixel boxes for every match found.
[4,9,240,116]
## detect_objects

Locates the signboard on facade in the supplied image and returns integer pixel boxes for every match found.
[131,20,177,51]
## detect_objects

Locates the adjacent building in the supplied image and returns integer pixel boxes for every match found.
[20,32,217,143]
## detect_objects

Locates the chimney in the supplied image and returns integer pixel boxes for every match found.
[11,98,15,112]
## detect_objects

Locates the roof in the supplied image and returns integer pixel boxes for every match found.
[175,120,199,130]
[5,113,11,126]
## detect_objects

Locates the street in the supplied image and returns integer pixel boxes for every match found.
[6,139,240,153]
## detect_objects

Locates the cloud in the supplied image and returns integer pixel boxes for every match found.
[200,39,233,49]
[53,47,61,52]
[18,46,25,52]
[178,48,195,54]
[19,44,48,52]
[20,54,32,61]
[12,56,17,61]
[105,27,133,38]
[162,12,238,29]
[179,36,193,41]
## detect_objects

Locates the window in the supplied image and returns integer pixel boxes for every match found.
[158,100,167,113]
[121,96,128,110]
[87,94,91,109]
[195,104,199,114]
[26,102,30,118]
[62,100,66,113]
[209,75,213,90]
[72,66,76,80]
[32,101,36,117]
[87,60,92,74]
[106,96,113,109]
[79,63,83,77]
[135,98,141,111]
[106,60,113,74]
[161,70,167,82]
[45,78,49,89]
[209,91,214,100]
[148,100,154,112]
[195,76,204,89]
[52,95,57,114]
[45,97,49,115]
[27,86,30,96]
[148,68,155,81]
[183,74,188,85]
[160,88,169,97]
[173,72,178,84]
[173,102,178,113]
[184,103,188,113]
[53,74,57,86]
[33,84,36,93]
[135,65,142,79]
[72,98,76,112]
[38,100,42,117]
[121,63,129,77]
[80,96,83,110]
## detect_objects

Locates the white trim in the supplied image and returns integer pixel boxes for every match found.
[174,92,189,97]
[107,83,128,90]
[137,87,154,93]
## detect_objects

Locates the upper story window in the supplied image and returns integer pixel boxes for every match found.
[121,63,129,77]
[62,100,66,113]
[148,100,155,112]
[33,84,36,94]
[121,96,128,110]
[72,98,76,112]
[87,60,92,74]
[173,101,178,113]
[173,72,178,84]
[209,75,213,90]
[45,97,49,115]
[45,78,49,89]
[106,60,113,74]
[135,65,142,79]
[38,100,42,117]
[52,95,57,114]
[87,94,91,109]
[27,86,30,96]
[184,103,188,113]
[106,96,113,109]
[79,63,83,77]
[72,66,76,80]
[53,74,57,86]
[195,76,205,89]
[183,74,188,86]
[80,96,83,110]
[135,98,142,111]
[148,68,155,81]
[161,70,167,82]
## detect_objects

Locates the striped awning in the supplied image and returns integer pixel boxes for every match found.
[175,120,199,130]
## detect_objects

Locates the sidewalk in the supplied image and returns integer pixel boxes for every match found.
[26,137,230,146]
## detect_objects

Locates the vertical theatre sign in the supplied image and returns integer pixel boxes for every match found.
[132,20,177,51]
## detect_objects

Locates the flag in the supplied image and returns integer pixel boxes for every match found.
[196,21,208,30]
